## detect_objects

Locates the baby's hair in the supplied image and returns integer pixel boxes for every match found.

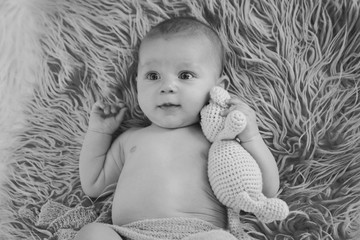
[142,17,225,75]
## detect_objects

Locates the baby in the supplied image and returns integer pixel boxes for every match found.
[75,17,280,240]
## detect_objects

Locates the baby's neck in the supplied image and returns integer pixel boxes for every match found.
[149,123,202,132]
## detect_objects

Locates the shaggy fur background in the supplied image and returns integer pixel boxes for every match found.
[1,0,360,239]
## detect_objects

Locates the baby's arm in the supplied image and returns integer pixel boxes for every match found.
[79,101,127,198]
[223,98,279,198]
[240,135,279,197]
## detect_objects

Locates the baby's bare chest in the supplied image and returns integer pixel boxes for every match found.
[112,129,224,225]
[123,134,209,181]
[124,128,210,169]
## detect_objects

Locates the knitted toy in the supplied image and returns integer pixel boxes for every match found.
[200,86,289,225]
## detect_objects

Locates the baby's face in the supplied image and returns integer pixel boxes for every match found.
[136,34,223,129]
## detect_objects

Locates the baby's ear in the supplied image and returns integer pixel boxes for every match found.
[217,75,230,90]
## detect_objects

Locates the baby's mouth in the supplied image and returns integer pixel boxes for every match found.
[158,103,181,109]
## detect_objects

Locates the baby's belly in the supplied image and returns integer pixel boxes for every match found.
[111,163,226,228]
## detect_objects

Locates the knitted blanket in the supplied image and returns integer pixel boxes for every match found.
[1,0,360,239]
[18,200,109,240]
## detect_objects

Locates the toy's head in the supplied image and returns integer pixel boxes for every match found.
[200,86,231,142]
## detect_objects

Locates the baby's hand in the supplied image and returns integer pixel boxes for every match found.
[221,98,260,143]
[88,101,127,135]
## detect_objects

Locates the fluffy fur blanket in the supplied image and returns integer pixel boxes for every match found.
[1,0,360,239]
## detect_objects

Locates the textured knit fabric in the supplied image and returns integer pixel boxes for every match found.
[108,217,238,240]
[200,86,289,227]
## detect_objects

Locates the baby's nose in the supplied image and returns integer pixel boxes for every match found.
[160,78,177,93]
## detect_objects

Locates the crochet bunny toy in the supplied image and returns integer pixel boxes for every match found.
[200,86,289,230]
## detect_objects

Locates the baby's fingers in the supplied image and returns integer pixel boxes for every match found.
[92,101,106,113]
[93,100,104,108]
[110,102,127,114]
[110,104,118,114]
[115,101,126,109]
[227,98,249,109]
[102,105,112,115]
[221,98,252,116]
[115,107,128,122]
[229,98,255,113]
[220,108,231,117]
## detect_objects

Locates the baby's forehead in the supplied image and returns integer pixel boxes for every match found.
[140,32,222,58]
[139,34,221,66]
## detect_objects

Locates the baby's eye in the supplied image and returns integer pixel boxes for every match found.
[146,72,160,80]
[179,71,196,80]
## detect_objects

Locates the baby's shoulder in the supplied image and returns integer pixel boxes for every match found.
[117,127,142,141]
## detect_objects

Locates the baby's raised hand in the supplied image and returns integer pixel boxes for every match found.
[221,98,260,143]
[88,101,127,135]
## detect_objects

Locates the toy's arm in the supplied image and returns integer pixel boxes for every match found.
[241,134,279,197]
